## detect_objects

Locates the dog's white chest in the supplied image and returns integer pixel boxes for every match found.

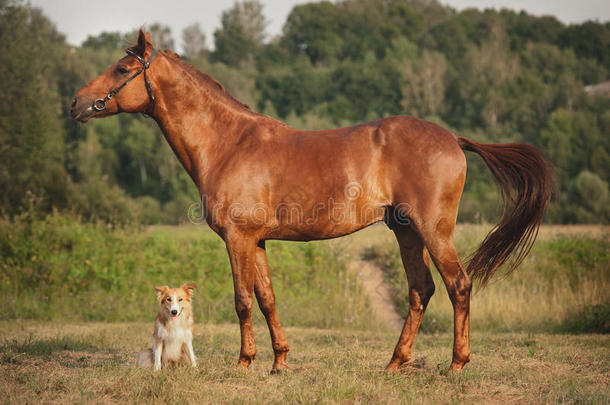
[156,321,192,361]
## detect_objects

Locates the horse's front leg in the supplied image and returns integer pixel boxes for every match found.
[225,234,257,370]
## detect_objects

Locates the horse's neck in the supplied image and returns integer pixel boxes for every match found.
[151,70,257,191]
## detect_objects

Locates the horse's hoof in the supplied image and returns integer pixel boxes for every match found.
[270,365,290,375]
[236,359,251,371]
[450,358,468,370]
[384,358,406,372]
[445,361,467,374]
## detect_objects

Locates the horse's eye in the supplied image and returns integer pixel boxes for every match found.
[117,67,128,74]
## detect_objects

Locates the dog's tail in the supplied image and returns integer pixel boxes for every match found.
[137,348,154,368]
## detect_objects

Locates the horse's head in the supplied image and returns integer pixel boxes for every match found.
[71,29,159,122]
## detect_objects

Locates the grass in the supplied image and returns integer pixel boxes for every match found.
[361,224,610,334]
[0,321,608,403]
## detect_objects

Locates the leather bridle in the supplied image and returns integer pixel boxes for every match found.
[92,48,158,115]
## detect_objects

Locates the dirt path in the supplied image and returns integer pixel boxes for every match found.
[348,259,403,331]
[328,224,404,331]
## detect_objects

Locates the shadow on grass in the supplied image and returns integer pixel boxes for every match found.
[0,334,115,367]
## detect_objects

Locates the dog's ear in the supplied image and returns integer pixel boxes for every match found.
[181,284,197,297]
[155,285,169,301]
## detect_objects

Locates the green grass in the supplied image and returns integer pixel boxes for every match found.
[363,225,610,334]
[0,214,373,329]
[0,322,608,403]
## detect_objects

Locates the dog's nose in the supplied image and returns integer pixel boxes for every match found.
[171,309,178,315]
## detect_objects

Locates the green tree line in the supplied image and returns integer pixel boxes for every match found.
[0,0,608,224]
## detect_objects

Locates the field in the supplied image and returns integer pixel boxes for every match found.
[1,216,609,403]
[1,322,608,403]
[0,322,610,404]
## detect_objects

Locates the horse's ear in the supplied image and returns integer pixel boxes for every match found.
[132,29,154,57]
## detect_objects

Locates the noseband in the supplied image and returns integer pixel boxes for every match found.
[92,48,158,114]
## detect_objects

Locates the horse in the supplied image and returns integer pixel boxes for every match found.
[71,30,552,373]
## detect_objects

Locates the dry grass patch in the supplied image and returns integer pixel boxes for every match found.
[1,321,608,403]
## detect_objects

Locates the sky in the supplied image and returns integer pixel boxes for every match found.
[29,0,610,53]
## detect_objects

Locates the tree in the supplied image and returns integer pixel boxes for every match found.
[450,21,519,135]
[569,171,610,223]
[0,3,69,214]
[81,31,123,50]
[182,23,207,60]
[499,10,564,51]
[559,21,610,69]
[212,0,268,66]
[281,2,343,64]
[400,50,448,117]
[422,13,473,63]
[148,23,175,50]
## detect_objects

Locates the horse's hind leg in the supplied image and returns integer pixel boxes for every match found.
[385,224,435,371]
[417,219,472,371]
[254,241,290,373]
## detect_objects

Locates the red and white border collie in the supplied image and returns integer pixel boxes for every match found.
[137,284,198,370]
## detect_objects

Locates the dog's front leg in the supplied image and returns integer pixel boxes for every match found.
[186,340,197,368]
[153,340,163,371]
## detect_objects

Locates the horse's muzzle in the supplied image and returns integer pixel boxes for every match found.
[70,96,94,122]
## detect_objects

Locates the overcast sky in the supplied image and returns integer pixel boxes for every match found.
[29,0,610,52]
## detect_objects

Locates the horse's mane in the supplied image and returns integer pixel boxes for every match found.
[163,50,251,111]
[126,37,250,111]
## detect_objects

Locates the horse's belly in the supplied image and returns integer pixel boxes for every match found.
[267,204,387,241]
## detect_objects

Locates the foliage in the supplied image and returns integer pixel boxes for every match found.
[212,0,267,67]
[147,23,174,50]
[0,4,69,214]
[181,23,207,60]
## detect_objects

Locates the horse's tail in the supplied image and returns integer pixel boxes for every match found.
[457,136,553,287]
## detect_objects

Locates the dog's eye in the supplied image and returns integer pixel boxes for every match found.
[166,297,171,302]
[179,298,183,302]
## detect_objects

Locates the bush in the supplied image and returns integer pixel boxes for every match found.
[560,303,610,334]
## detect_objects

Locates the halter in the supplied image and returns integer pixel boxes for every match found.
[92,48,158,115]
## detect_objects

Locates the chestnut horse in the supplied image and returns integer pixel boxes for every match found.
[72,30,551,373]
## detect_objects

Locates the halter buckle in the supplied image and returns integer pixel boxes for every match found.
[93,99,106,111]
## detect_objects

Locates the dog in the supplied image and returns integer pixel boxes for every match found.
[137,284,198,370]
